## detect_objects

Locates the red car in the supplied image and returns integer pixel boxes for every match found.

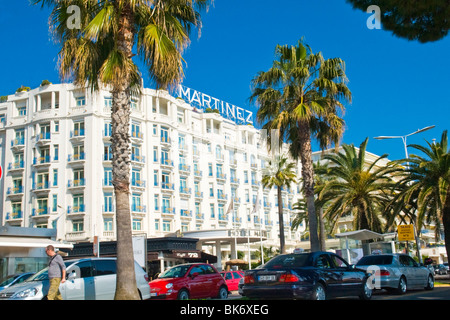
[220,270,244,291]
[149,263,228,300]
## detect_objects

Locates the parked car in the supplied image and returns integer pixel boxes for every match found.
[149,263,228,300]
[0,272,34,292]
[220,270,244,291]
[0,258,150,300]
[433,264,448,275]
[355,254,434,294]
[243,251,372,300]
[444,262,449,272]
[238,277,244,296]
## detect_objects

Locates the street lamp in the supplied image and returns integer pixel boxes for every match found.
[374,125,435,160]
[374,125,435,264]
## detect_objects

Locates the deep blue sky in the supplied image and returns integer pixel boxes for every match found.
[1,0,449,161]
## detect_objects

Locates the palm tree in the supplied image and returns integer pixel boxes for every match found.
[34,0,210,299]
[318,138,397,233]
[393,130,450,266]
[292,161,330,250]
[261,155,297,253]
[250,39,351,252]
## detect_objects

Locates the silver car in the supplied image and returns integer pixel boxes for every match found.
[0,258,150,300]
[355,254,434,294]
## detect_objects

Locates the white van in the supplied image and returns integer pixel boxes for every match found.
[0,258,150,300]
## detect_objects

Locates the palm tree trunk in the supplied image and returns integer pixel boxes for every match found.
[112,5,139,300]
[319,207,326,251]
[278,188,286,254]
[442,187,450,278]
[298,123,320,252]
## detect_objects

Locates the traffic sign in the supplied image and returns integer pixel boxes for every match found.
[397,224,415,241]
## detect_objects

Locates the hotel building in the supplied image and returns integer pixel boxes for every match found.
[0,83,306,267]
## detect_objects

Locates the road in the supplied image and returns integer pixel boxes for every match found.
[228,286,450,300]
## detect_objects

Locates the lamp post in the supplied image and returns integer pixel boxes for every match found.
[374,125,435,263]
[374,125,435,165]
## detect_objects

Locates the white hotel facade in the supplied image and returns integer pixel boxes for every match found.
[0,83,307,263]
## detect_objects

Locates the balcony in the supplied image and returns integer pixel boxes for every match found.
[218,214,228,222]
[6,211,23,221]
[161,182,175,192]
[230,177,240,185]
[194,191,203,199]
[216,173,227,182]
[8,161,24,172]
[67,204,86,215]
[6,186,24,198]
[36,132,51,145]
[68,153,86,165]
[251,163,258,170]
[162,207,176,216]
[179,187,191,197]
[131,179,146,189]
[131,154,145,166]
[160,136,172,147]
[180,209,192,219]
[11,137,25,150]
[131,205,146,215]
[179,164,191,175]
[68,179,86,190]
[217,193,228,202]
[161,159,174,168]
[131,131,144,143]
[195,213,205,221]
[193,170,202,179]
[251,180,260,189]
[31,207,51,218]
[32,181,50,193]
[70,129,85,142]
[33,155,51,167]
[102,205,115,215]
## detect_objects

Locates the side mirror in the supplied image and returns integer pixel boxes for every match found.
[68,271,77,280]
[190,272,199,279]
[424,258,433,266]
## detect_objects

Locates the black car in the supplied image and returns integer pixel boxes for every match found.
[243,251,372,300]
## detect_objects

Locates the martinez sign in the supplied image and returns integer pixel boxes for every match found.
[177,85,253,125]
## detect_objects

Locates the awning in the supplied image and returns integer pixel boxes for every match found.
[0,236,74,249]
[335,229,385,241]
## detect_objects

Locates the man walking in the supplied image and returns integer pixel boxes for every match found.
[45,245,66,300]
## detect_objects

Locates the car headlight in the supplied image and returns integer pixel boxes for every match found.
[12,288,39,299]
[165,283,173,289]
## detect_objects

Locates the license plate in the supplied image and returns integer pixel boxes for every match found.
[258,275,276,281]
[150,293,158,297]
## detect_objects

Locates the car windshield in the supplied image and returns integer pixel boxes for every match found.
[264,254,310,269]
[356,255,393,266]
[0,275,19,287]
[26,261,73,281]
[158,265,191,278]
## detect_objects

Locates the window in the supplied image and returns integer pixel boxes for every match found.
[52,194,58,212]
[163,220,171,232]
[104,193,113,212]
[73,219,84,232]
[76,96,86,107]
[315,255,331,269]
[133,218,142,231]
[154,194,159,211]
[104,218,113,231]
[71,261,93,278]
[210,204,215,218]
[95,259,116,276]
[53,169,58,186]
[208,163,213,177]
[330,255,349,269]
[104,96,112,108]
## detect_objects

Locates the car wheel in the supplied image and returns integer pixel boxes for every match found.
[311,283,326,300]
[359,278,373,300]
[177,289,190,300]
[217,286,228,299]
[396,276,407,295]
[425,275,434,290]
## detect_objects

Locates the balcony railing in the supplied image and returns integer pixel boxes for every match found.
[6,211,23,220]
[180,209,192,218]
[67,204,86,214]
[68,153,86,162]
[162,182,174,191]
[32,207,50,217]
[8,161,24,170]
[162,207,175,215]
[7,186,24,195]
[68,179,86,188]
